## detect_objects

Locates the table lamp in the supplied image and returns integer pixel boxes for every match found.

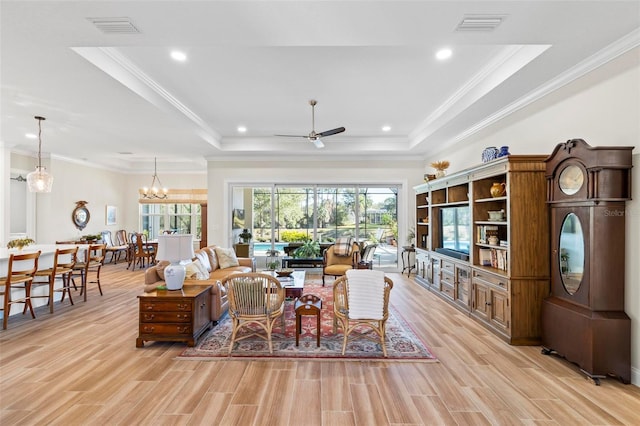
[156,234,195,290]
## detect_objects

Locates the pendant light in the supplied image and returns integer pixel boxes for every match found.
[141,157,168,199]
[26,116,54,193]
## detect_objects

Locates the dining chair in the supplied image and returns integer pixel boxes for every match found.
[0,251,41,329]
[71,244,106,302]
[101,230,128,264]
[223,272,285,354]
[128,233,154,270]
[115,230,128,246]
[32,246,78,314]
[333,269,393,357]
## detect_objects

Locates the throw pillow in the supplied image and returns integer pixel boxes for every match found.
[192,259,209,279]
[215,247,239,269]
[185,260,208,280]
[155,261,170,280]
[195,251,212,272]
[184,262,199,280]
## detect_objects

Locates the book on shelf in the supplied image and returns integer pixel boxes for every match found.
[476,225,499,244]
[479,249,492,266]
[484,248,508,271]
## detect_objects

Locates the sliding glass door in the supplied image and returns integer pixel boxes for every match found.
[231,184,399,270]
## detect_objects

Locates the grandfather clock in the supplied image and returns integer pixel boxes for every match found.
[542,139,633,385]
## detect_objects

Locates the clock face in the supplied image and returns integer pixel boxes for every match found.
[559,165,584,195]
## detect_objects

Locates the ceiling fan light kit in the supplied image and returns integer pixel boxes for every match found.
[275,99,345,149]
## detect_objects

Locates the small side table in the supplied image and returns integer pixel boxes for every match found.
[402,246,416,277]
[294,294,322,347]
[356,261,372,269]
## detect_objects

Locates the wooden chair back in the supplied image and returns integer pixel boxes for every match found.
[1,251,41,329]
[115,230,128,246]
[33,247,78,313]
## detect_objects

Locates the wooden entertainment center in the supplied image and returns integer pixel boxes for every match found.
[414,156,550,345]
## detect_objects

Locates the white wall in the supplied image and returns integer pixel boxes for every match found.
[4,154,206,245]
[424,48,640,385]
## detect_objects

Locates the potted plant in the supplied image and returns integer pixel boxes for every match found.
[7,237,35,250]
[267,260,279,271]
[293,240,321,258]
[407,226,416,247]
[239,228,252,244]
[82,234,102,243]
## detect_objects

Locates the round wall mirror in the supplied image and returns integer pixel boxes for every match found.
[72,201,91,231]
[559,212,585,295]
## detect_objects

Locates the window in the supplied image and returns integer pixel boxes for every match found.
[231,184,399,269]
[140,203,201,240]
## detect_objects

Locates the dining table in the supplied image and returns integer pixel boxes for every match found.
[1,244,89,316]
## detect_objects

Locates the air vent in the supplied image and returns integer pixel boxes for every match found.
[456,15,506,31]
[87,17,140,34]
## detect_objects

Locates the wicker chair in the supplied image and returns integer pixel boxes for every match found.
[223,272,285,354]
[333,270,393,357]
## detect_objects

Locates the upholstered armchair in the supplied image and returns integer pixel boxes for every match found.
[322,242,360,286]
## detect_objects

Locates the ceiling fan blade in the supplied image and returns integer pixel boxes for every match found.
[317,127,345,137]
[311,138,325,149]
[275,134,307,138]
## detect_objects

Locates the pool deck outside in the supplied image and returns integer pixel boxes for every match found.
[251,242,400,270]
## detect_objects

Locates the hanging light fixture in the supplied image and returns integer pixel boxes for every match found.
[26,116,54,193]
[141,157,168,199]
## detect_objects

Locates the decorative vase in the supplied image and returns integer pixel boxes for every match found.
[435,170,446,178]
[482,147,499,163]
[490,182,507,198]
[497,146,510,157]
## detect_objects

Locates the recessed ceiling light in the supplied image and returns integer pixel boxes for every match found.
[25,133,37,139]
[382,125,391,132]
[170,50,187,62]
[436,48,452,61]
[237,126,247,133]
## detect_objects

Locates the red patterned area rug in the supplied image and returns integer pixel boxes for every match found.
[178,277,437,361]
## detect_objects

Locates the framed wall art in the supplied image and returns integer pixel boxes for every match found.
[106,205,117,226]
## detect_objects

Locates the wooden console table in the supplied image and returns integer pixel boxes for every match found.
[136,285,212,348]
[281,256,324,269]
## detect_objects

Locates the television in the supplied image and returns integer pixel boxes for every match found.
[436,205,471,260]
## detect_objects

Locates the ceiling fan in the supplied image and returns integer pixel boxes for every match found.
[276,100,345,148]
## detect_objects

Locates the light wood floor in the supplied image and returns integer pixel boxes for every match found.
[1,262,639,425]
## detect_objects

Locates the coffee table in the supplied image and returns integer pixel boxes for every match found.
[266,270,306,299]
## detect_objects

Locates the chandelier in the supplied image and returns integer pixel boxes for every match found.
[26,116,54,193]
[141,157,168,199]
